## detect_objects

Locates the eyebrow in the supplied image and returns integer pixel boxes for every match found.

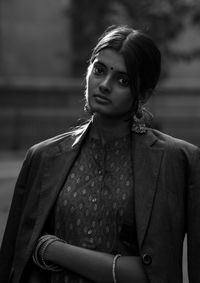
[94,60,129,76]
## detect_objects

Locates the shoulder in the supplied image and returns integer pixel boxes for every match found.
[149,128,200,161]
[29,131,73,155]
[25,132,72,162]
[27,121,90,161]
[150,128,198,150]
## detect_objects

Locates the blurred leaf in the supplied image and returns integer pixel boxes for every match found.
[65,0,200,77]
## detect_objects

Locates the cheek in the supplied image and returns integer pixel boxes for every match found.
[126,90,135,108]
[118,91,134,108]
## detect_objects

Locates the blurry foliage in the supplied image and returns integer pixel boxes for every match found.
[65,0,200,77]
[65,0,113,77]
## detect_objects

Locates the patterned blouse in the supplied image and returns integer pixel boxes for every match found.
[51,134,139,283]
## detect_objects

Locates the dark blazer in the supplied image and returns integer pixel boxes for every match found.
[0,122,200,283]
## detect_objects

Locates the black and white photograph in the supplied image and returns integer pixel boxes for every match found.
[0,1,200,282]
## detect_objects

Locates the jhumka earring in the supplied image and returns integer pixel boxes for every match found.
[132,105,153,134]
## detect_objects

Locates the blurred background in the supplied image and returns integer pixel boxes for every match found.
[0,0,200,281]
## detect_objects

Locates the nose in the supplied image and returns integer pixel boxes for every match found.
[99,76,112,94]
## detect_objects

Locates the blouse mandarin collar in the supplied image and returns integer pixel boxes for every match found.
[54,121,158,155]
[88,133,132,150]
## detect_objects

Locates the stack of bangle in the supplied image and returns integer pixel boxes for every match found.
[112,254,121,283]
[32,234,65,272]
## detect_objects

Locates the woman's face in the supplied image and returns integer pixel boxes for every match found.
[86,48,135,119]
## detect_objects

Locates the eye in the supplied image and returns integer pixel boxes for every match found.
[93,64,105,76]
[118,76,130,87]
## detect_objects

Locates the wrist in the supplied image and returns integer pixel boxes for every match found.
[45,239,66,262]
[32,234,65,272]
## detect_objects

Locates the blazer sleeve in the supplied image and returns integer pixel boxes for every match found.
[0,149,33,282]
[187,147,200,283]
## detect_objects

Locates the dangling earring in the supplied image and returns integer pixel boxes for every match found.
[132,106,146,134]
[132,105,153,134]
[84,99,93,115]
[84,103,90,113]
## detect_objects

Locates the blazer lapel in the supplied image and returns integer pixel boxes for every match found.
[132,131,164,248]
[35,150,79,229]
[34,123,90,237]
[32,125,90,243]
[15,124,90,282]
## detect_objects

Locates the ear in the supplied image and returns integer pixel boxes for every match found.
[140,88,153,104]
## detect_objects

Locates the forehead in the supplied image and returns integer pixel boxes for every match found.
[94,49,127,72]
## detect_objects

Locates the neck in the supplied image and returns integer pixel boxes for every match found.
[90,113,131,143]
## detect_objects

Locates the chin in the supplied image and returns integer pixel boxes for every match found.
[88,101,106,115]
[88,100,129,119]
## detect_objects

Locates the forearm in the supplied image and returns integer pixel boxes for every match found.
[45,241,148,283]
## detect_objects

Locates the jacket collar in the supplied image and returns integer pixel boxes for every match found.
[47,121,91,156]
[48,119,159,155]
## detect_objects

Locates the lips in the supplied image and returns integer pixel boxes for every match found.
[93,94,111,103]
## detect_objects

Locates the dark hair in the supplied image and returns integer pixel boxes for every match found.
[89,25,161,110]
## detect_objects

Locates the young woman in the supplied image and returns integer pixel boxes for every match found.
[0,25,200,283]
